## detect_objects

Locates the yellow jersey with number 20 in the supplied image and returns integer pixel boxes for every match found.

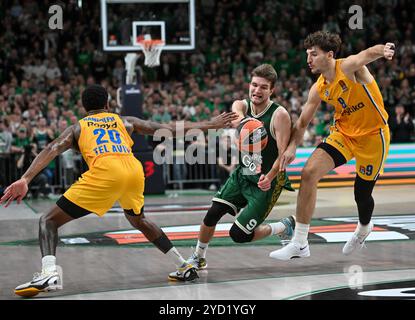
[78,112,134,167]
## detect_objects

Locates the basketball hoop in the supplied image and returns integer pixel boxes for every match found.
[137,39,164,68]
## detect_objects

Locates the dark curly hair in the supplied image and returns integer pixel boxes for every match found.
[81,84,108,112]
[304,31,342,57]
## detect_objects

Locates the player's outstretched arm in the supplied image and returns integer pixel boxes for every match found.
[124,112,238,136]
[230,100,247,128]
[279,83,321,171]
[341,42,395,74]
[0,126,76,207]
[258,107,291,191]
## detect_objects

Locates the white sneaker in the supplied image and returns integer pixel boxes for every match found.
[342,222,373,256]
[269,241,310,261]
[15,270,62,297]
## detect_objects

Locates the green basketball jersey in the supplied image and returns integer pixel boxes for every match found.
[238,99,294,191]
[248,98,282,174]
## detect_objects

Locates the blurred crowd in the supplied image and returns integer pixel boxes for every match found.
[0,0,414,165]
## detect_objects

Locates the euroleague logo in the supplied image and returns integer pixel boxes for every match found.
[236,118,268,153]
[249,127,267,144]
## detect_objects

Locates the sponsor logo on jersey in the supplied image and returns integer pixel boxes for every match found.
[241,153,262,174]
[339,80,348,92]
[87,121,118,129]
[83,116,116,123]
[324,89,330,98]
[341,102,365,116]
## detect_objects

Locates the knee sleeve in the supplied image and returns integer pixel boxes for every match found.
[229,223,254,243]
[354,176,376,225]
[203,201,234,227]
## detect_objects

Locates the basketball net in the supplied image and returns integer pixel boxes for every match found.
[137,34,164,68]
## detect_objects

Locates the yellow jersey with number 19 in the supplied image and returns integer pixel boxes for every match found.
[78,112,134,167]
[316,59,388,137]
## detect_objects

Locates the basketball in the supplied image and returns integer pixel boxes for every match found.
[235,118,268,153]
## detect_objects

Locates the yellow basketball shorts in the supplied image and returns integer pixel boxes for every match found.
[324,126,390,181]
[57,155,145,217]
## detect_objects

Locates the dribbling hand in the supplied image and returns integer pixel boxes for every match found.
[258,174,271,191]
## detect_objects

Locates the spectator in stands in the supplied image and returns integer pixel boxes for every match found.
[1,0,415,191]
[32,117,55,185]
[11,126,31,154]
[16,143,49,199]
[57,119,76,189]
[45,59,62,80]
[0,118,13,154]
[389,104,414,143]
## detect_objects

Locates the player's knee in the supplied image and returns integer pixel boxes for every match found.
[229,224,254,243]
[354,190,369,203]
[125,211,145,229]
[354,191,374,207]
[203,202,233,227]
[301,164,320,183]
[39,213,56,230]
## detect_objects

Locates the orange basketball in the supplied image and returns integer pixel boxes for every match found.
[235,118,268,153]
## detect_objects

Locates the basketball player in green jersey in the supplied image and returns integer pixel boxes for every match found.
[186,64,296,270]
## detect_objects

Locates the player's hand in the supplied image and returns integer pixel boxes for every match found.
[384,43,395,60]
[258,174,271,191]
[210,112,239,129]
[0,178,29,207]
[279,145,296,171]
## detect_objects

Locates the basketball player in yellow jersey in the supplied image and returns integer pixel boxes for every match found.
[270,31,395,260]
[1,84,238,297]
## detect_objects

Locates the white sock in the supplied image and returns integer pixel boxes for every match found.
[269,222,286,235]
[196,240,209,258]
[42,255,57,273]
[292,223,310,246]
[167,247,186,266]
[356,222,371,238]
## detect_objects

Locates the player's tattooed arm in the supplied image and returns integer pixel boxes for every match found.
[279,83,321,171]
[1,125,77,206]
[21,125,76,183]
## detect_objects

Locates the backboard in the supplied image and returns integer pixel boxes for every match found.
[100,0,196,52]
